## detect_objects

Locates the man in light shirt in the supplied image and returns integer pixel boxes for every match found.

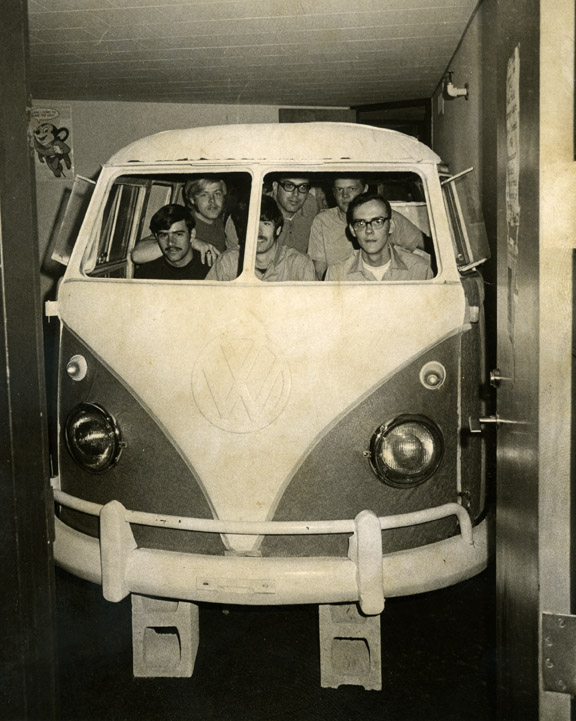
[270,175,318,255]
[309,176,424,279]
[207,196,315,282]
[325,193,432,282]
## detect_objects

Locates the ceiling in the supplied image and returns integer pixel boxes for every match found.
[28,0,479,107]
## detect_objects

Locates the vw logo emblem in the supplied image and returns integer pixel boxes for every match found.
[192,335,291,433]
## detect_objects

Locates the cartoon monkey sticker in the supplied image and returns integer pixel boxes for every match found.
[33,123,72,178]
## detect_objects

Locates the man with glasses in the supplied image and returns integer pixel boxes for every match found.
[271,175,318,254]
[325,193,432,282]
[309,176,424,280]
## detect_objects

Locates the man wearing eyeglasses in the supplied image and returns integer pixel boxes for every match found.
[325,193,432,282]
[309,176,424,280]
[271,176,318,255]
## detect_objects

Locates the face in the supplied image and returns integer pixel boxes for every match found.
[189,181,226,222]
[349,199,391,256]
[155,220,193,266]
[273,177,310,215]
[332,178,367,213]
[34,123,56,147]
[257,218,280,255]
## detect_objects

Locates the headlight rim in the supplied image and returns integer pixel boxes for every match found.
[64,401,124,474]
[369,413,444,488]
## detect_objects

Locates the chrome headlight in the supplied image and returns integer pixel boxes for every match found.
[64,402,124,473]
[369,414,443,488]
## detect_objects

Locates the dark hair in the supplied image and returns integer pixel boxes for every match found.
[260,194,284,233]
[346,192,392,226]
[150,204,195,235]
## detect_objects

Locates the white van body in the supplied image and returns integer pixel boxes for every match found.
[49,123,490,685]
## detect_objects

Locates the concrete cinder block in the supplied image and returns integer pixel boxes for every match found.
[319,603,382,690]
[131,594,199,677]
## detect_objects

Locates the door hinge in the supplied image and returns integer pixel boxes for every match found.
[542,612,576,694]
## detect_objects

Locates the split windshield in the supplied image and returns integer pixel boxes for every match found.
[83,170,436,281]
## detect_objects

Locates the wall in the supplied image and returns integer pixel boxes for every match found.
[431,0,498,358]
[539,0,575,716]
[431,9,483,179]
[35,100,281,296]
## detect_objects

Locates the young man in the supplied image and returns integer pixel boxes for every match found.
[132,176,230,265]
[182,177,230,253]
[206,196,315,282]
[325,193,432,282]
[270,175,318,255]
[133,204,208,280]
[308,176,424,279]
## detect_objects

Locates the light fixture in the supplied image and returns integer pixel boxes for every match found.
[443,71,469,100]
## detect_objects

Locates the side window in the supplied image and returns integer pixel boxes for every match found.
[442,169,490,272]
[52,175,96,266]
[85,172,253,282]
[87,181,145,278]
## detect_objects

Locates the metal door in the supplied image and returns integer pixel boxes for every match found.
[495,1,575,719]
[495,1,540,718]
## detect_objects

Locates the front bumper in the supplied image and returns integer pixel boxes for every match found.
[53,490,490,615]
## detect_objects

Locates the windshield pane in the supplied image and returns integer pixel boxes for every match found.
[84,170,435,283]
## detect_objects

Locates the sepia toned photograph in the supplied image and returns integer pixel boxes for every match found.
[1,1,573,720]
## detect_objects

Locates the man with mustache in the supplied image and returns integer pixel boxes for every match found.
[134,204,208,280]
[206,196,315,282]
[132,176,230,266]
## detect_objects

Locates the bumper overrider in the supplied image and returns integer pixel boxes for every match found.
[53,489,489,615]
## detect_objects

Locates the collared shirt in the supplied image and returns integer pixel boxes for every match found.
[277,193,318,255]
[325,245,433,282]
[308,207,424,268]
[206,243,315,282]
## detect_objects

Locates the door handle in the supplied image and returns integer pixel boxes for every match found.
[468,415,522,433]
[489,368,512,388]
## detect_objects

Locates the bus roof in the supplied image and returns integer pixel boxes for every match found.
[107,122,441,166]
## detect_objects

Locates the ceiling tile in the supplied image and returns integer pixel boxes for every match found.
[28,0,478,106]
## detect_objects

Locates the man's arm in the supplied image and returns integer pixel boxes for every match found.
[289,253,316,282]
[205,250,238,281]
[131,233,221,265]
[324,264,337,282]
[390,210,425,251]
[131,235,161,263]
[301,257,316,281]
[312,259,327,281]
[308,216,328,280]
[192,237,221,265]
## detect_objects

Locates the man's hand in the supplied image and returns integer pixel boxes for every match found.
[192,238,221,266]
